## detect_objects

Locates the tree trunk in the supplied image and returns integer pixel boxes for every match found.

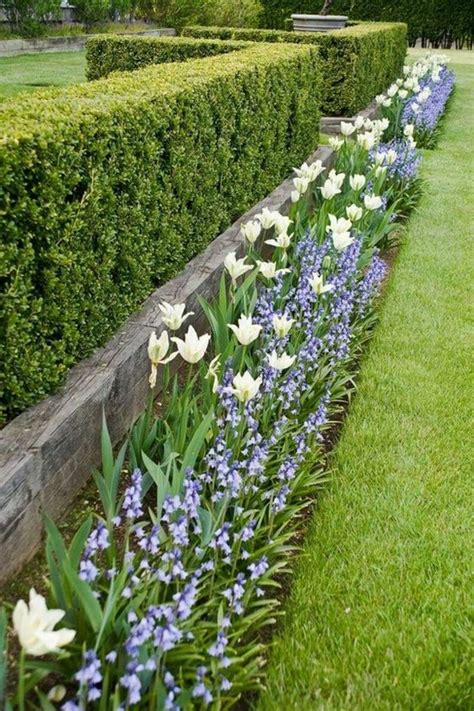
[320,0,333,16]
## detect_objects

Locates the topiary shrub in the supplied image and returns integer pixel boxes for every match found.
[182,22,408,116]
[0,43,322,422]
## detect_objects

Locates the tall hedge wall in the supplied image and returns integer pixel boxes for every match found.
[259,0,473,48]
[0,43,322,422]
[86,35,250,81]
[182,22,407,116]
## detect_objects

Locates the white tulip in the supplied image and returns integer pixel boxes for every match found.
[332,232,354,252]
[224,251,253,283]
[354,115,365,130]
[228,314,262,346]
[349,174,366,191]
[327,214,352,235]
[398,89,408,99]
[382,98,392,107]
[267,350,296,371]
[158,301,194,331]
[387,83,398,97]
[13,589,76,657]
[346,203,363,222]
[404,123,415,137]
[319,180,341,200]
[364,194,383,211]
[294,159,325,182]
[240,220,261,245]
[328,169,346,189]
[374,151,385,166]
[291,190,300,203]
[273,213,292,235]
[396,77,404,86]
[375,165,387,178]
[378,117,390,131]
[375,94,386,105]
[272,314,294,337]
[257,207,279,230]
[292,176,309,195]
[329,136,344,151]
[205,354,220,393]
[363,118,374,131]
[265,231,291,250]
[339,121,355,136]
[257,260,291,279]
[47,686,67,703]
[308,272,334,295]
[385,149,398,165]
[148,330,178,387]
[231,371,262,403]
[171,325,210,364]
[357,132,376,150]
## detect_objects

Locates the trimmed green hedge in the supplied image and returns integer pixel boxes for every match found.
[86,35,249,81]
[182,22,407,115]
[259,0,473,47]
[0,43,322,422]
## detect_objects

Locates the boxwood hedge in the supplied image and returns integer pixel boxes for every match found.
[182,22,407,116]
[86,35,250,81]
[0,43,322,422]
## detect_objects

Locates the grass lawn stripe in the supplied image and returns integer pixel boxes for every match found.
[0,50,86,100]
[258,49,474,710]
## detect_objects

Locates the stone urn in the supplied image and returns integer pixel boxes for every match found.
[291,14,348,32]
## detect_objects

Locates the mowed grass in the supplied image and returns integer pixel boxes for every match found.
[258,50,474,710]
[0,50,86,100]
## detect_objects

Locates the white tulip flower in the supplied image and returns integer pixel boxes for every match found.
[148,330,178,387]
[327,214,352,235]
[354,115,365,130]
[387,83,398,97]
[291,190,300,203]
[374,151,385,166]
[340,121,356,136]
[171,325,210,364]
[329,136,344,151]
[47,686,67,703]
[349,174,366,191]
[240,220,262,245]
[363,118,374,131]
[265,231,291,250]
[257,207,280,230]
[267,350,296,371]
[346,203,363,222]
[293,176,309,196]
[228,314,262,345]
[332,232,354,252]
[231,371,262,403]
[398,89,408,99]
[205,354,221,393]
[273,213,293,235]
[294,159,325,182]
[382,98,392,108]
[272,314,294,337]
[375,165,387,178]
[364,194,383,211]
[319,180,341,200]
[158,301,194,331]
[385,149,398,165]
[257,261,291,279]
[379,117,390,131]
[375,94,386,105]
[13,589,76,657]
[328,169,346,189]
[309,272,334,296]
[224,251,253,284]
[404,123,415,138]
[357,132,376,150]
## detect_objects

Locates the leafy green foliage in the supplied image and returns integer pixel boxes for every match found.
[2,0,60,35]
[182,22,408,115]
[0,42,322,423]
[259,0,473,48]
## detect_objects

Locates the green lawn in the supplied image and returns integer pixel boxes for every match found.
[0,50,86,100]
[258,50,474,710]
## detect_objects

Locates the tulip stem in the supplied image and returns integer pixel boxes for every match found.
[18,648,25,711]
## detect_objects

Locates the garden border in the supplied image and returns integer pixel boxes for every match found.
[0,146,335,585]
[321,99,378,134]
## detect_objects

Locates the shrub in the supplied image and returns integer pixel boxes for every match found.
[182,22,407,116]
[0,43,322,422]
[259,0,473,48]
[86,35,249,80]
[2,0,60,35]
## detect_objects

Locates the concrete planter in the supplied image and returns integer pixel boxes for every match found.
[291,14,348,33]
